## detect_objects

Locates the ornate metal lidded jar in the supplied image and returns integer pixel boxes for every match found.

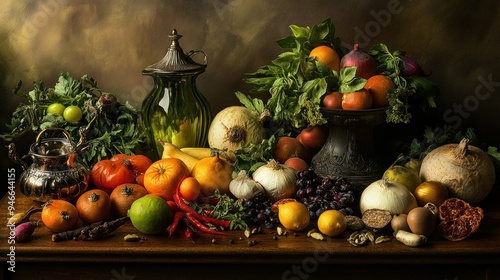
[141,29,211,160]
[311,108,388,190]
[8,128,89,202]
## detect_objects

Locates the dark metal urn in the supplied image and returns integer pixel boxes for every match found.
[311,107,387,190]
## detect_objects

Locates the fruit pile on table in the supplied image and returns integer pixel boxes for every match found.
[4,18,499,247]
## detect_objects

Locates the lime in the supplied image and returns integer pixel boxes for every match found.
[127,195,173,234]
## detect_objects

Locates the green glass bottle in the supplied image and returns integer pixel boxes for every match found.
[141,29,211,160]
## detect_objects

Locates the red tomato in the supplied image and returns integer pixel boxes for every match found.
[296,125,327,150]
[111,154,153,175]
[90,159,135,193]
[322,91,343,109]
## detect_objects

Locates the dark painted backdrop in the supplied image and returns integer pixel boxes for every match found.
[1,0,499,178]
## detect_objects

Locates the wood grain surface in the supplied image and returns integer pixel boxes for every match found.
[1,187,500,280]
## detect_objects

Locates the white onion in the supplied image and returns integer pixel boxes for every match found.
[252,159,297,200]
[359,179,417,215]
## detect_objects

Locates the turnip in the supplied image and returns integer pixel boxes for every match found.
[419,138,496,205]
[207,106,268,155]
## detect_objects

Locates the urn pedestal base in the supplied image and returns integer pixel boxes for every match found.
[311,108,387,190]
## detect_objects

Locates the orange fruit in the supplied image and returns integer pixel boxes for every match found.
[41,199,79,233]
[341,88,373,110]
[76,189,112,224]
[110,183,149,217]
[364,75,395,108]
[143,158,190,201]
[309,45,340,72]
[179,177,202,202]
[317,210,347,237]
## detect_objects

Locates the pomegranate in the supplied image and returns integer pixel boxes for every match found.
[340,44,377,79]
[438,198,483,241]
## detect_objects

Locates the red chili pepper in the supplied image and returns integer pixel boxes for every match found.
[173,188,230,229]
[203,209,214,216]
[184,212,226,236]
[168,211,184,237]
[184,226,195,243]
[198,197,220,205]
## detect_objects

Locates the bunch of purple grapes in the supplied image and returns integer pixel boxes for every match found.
[243,191,279,229]
[296,168,356,219]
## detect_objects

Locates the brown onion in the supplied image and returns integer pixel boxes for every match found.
[419,138,496,205]
[414,181,449,207]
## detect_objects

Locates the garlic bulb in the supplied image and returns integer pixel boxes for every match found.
[359,178,417,215]
[252,159,297,200]
[229,170,264,199]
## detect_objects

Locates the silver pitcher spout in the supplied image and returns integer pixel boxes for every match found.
[7,143,28,170]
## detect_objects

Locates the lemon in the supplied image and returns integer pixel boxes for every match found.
[404,159,422,175]
[278,201,310,231]
[317,210,347,237]
[127,195,173,235]
[383,165,422,193]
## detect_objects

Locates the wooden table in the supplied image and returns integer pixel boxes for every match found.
[2,187,500,280]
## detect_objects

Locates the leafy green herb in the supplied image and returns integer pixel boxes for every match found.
[369,43,439,123]
[232,128,285,176]
[397,124,500,168]
[243,18,347,132]
[190,191,248,230]
[1,72,145,168]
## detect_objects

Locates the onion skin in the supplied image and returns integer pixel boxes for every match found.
[399,55,427,77]
[359,179,417,215]
[419,138,496,205]
[414,181,449,207]
[253,160,297,200]
[340,44,377,79]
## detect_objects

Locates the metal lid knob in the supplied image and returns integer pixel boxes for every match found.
[143,29,207,75]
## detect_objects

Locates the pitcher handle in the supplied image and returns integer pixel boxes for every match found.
[35,128,71,144]
[186,50,208,66]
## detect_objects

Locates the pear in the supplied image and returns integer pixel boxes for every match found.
[383,165,422,193]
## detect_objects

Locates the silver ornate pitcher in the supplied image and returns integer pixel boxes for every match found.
[8,128,89,202]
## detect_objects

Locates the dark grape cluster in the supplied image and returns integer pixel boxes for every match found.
[296,168,356,219]
[243,192,279,229]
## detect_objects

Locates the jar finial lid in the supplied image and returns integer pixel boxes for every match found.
[143,29,207,75]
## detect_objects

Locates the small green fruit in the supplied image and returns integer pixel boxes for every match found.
[63,105,83,123]
[127,195,173,235]
[47,103,66,116]
[383,165,422,193]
